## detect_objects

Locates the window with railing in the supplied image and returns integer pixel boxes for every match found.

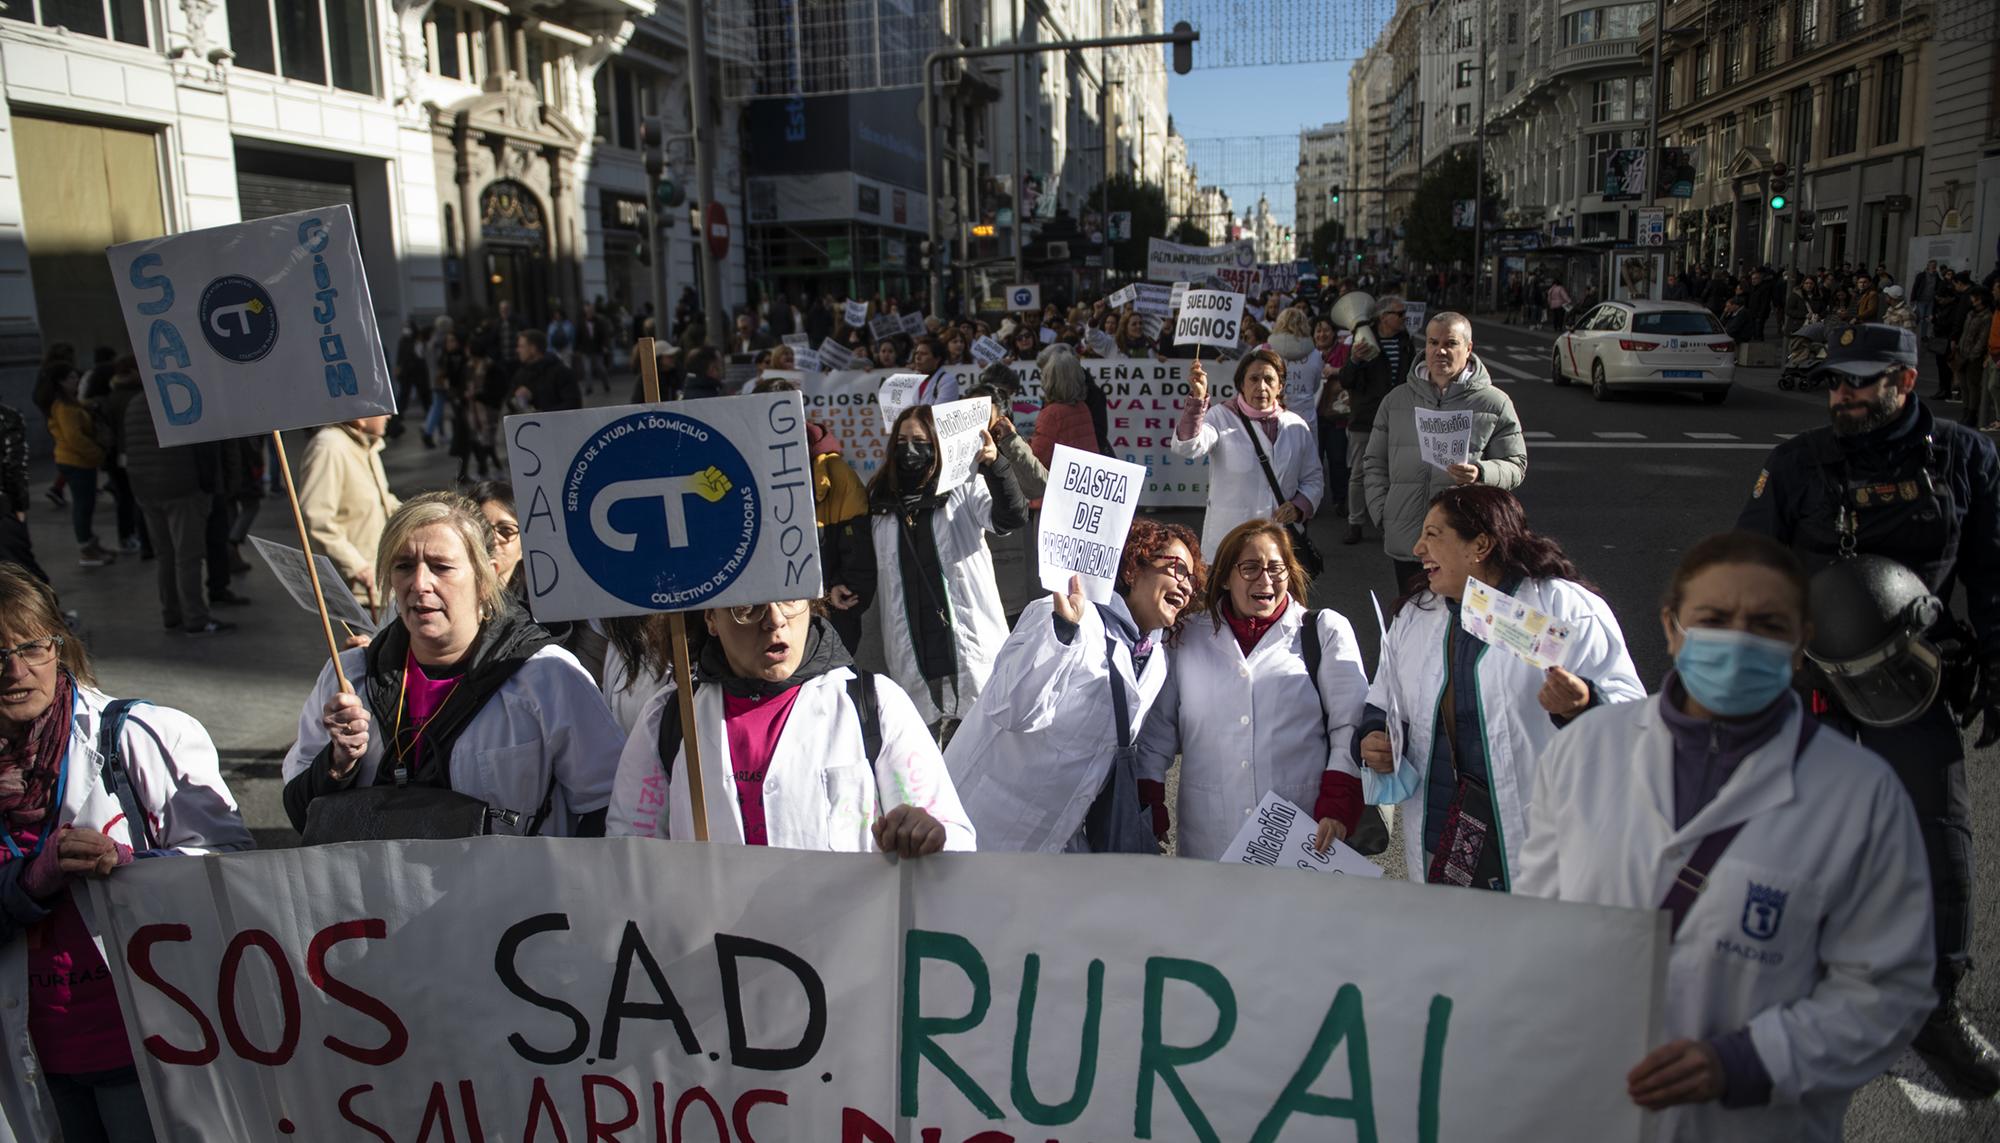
[0,0,147,44]
[1723,26,1743,85]
[1721,112,1738,165]
[1663,58,1678,112]
[593,62,652,150]
[1788,84,1813,166]
[1793,0,1819,52]
[1754,11,1777,71]
[1834,0,1863,36]
[1827,68,1859,154]
[230,0,374,94]
[1875,51,1902,144]
[1695,45,1712,98]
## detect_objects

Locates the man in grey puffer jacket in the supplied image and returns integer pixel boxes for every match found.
[1361,312,1529,590]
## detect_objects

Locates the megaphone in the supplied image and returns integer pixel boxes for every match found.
[1328,290,1381,360]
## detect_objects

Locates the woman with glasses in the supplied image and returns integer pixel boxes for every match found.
[0,563,251,1142]
[607,596,975,854]
[947,519,1204,852]
[282,492,624,840]
[1136,519,1369,860]
[1518,532,1931,1140]
[1354,486,1643,891]
[867,404,1029,739]
[1171,348,1325,562]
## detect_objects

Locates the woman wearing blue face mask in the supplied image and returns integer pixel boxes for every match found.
[1517,532,1933,1142]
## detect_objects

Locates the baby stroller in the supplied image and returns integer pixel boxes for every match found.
[1778,320,1827,391]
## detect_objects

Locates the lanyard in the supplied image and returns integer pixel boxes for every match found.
[2,686,76,862]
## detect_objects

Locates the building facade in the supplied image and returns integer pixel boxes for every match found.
[1295,120,1347,254]
[1347,41,1393,251]
[1421,0,1480,166]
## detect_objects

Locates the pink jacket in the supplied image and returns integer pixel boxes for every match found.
[1031,401,1101,469]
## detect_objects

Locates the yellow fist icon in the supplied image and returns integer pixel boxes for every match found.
[691,466,733,502]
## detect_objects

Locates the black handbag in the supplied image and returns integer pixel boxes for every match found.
[1082,632,1159,854]
[1230,407,1325,577]
[300,767,556,845]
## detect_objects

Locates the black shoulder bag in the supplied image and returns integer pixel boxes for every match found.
[1081,633,1159,854]
[1230,406,1325,577]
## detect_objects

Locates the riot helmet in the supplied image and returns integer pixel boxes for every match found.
[1805,555,1944,727]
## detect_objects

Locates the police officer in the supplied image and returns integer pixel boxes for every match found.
[1738,322,2000,1097]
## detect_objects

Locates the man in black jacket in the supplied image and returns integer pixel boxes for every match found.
[511,330,582,411]
[1337,298,1413,544]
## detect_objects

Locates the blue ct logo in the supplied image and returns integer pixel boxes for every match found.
[198,275,279,363]
[1741,881,1788,941]
[563,411,759,609]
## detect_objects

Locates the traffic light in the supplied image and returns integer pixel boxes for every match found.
[920,239,934,272]
[1329,184,1342,204]
[1796,208,1816,243]
[1768,163,1789,212]
[1172,21,1194,75]
[656,178,685,210]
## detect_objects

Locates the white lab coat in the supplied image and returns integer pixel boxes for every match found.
[870,480,1011,725]
[1517,694,1933,1143]
[600,636,667,737]
[2,686,252,1140]
[1370,578,1644,884]
[605,668,976,851]
[944,595,1168,852]
[1170,402,1325,561]
[1137,602,1368,860]
[282,645,623,836]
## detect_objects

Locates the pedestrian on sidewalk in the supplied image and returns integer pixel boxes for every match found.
[122,387,227,635]
[40,363,115,569]
[99,359,146,557]
[1954,289,1991,418]
[296,416,400,614]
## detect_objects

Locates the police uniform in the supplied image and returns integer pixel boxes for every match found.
[1737,322,2000,1093]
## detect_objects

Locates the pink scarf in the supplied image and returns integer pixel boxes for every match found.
[1230,395,1282,442]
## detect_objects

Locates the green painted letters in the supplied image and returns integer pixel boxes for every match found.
[1134,957,1236,1142]
[1419,994,1453,1143]
[1010,955,1104,1126]
[900,929,1003,1120]
[1250,982,1376,1143]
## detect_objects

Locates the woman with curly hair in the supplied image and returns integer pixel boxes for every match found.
[946,518,1203,852]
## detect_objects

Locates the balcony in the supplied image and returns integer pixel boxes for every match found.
[1549,37,1641,77]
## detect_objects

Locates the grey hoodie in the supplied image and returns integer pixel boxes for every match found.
[1360,353,1529,559]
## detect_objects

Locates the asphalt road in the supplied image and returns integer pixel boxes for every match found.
[35,325,2000,1138]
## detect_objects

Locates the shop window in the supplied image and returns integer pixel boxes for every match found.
[229,0,374,94]
[3,0,147,45]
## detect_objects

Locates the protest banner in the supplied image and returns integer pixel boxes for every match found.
[929,396,992,493]
[782,332,810,349]
[842,299,869,328]
[1005,283,1041,311]
[869,314,901,342]
[969,334,1008,367]
[1106,284,1137,308]
[502,392,822,624]
[818,338,859,371]
[1174,289,1247,353]
[1146,236,1258,284]
[900,311,929,337]
[1132,282,1174,317]
[1037,445,1146,602]
[1260,261,1301,295]
[876,372,926,431]
[1413,408,1473,470]
[793,348,821,373]
[91,840,1661,1142]
[1462,577,1576,670]
[247,536,375,633]
[1219,792,1385,877]
[1168,280,1190,313]
[1284,358,1320,423]
[107,204,394,448]
[1082,326,1118,358]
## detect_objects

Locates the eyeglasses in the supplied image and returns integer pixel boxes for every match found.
[490,523,521,542]
[1145,557,1195,585]
[0,636,61,671]
[1827,370,1896,392]
[724,599,812,625]
[1234,561,1289,582]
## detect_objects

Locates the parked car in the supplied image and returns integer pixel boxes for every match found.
[1550,300,1736,404]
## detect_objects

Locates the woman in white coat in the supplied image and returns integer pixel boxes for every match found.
[1517,532,1932,1142]
[946,519,1203,852]
[0,563,253,1142]
[1138,519,1369,859]
[866,404,1029,736]
[1171,348,1325,562]
[607,599,974,855]
[1354,485,1644,889]
[283,492,624,840]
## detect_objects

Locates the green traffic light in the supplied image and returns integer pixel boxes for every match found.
[1769,194,1788,211]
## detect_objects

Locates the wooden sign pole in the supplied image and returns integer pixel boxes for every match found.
[269,429,353,695]
[638,338,711,841]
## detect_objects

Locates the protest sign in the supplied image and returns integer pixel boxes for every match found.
[793,348,821,373]
[818,338,858,371]
[1174,289,1247,351]
[876,372,926,431]
[1132,282,1174,317]
[929,396,991,493]
[723,355,759,392]
[901,311,929,337]
[1083,326,1118,358]
[969,334,1008,367]
[1462,576,1575,670]
[107,204,393,447]
[1260,261,1301,294]
[503,392,821,621]
[1168,280,1190,313]
[1220,792,1385,877]
[1106,284,1137,308]
[93,839,1661,1143]
[1404,301,1429,331]
[1138,312,1166,340]
[1037,445,1146,602]
[782,332,810,349]
[842,299,869,327]
[1414,407,1473,470]
[247,535,375,633]
[1004,283,1041,311]
[1146,236,1258,283]
[869,315,901,342]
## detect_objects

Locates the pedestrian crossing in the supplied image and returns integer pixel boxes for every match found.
[1509,429,1801,450]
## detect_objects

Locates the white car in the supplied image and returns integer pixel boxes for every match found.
[1551,300,1737,404]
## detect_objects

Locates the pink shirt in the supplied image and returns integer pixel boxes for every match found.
[11,827,134,1075]
[398,654,463,775]
[723,689,803,846]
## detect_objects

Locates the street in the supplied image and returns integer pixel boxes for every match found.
[34,324,2000,1140]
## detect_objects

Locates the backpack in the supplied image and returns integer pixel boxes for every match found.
[654,673,886,818]
[1300,613,1389,856]
[97,699,161,851]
